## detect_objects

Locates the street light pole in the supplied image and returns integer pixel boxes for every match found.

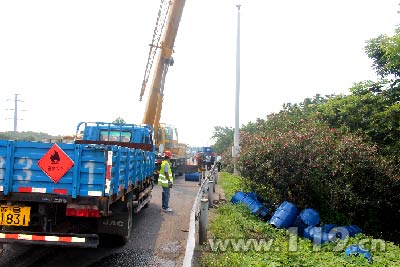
[233,4,241,175]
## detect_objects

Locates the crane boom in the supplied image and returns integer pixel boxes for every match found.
[141,0,186,144]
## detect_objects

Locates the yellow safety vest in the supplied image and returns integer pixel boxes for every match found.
[158,160,173,188]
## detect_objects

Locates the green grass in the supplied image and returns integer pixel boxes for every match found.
[199,172,400,267]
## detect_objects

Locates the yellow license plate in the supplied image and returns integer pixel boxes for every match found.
[0,205,31,226]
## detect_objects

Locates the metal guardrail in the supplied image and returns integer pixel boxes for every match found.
[183,165,218,267]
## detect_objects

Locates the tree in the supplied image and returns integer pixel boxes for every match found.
[0,131,60,141]
[211,126,234,154]
[365,27,400,78]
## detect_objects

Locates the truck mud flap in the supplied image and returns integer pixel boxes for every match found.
[98,212,130,237]
[0,230,99,248]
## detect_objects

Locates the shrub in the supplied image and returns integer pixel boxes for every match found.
[221,146,234,173]
[238,112,400,242]
[201,172,400,267]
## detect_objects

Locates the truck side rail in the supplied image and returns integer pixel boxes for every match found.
[75,140,154,152]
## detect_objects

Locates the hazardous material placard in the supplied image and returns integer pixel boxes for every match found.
[37,144,74,183]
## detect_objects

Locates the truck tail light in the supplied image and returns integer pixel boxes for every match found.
[105,151,113,194]
[66,204,100,218]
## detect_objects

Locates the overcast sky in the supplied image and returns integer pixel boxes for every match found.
[0,0,399,147]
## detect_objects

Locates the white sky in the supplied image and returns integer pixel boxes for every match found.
[0,0,399,147]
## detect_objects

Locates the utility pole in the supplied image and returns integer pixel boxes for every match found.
[5,94,24,133]
[232,3,241,175]
[13,94,20,133]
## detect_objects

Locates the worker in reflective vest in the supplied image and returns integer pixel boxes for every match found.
[158,151,173,212]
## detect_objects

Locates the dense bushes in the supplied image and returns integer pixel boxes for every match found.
[201,173,400,267]
[210,28,400,243]
[238,112,400,242]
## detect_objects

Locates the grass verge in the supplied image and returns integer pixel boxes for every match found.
[199,172,400,267]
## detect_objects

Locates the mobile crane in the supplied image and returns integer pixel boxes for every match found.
[140,0,187,174]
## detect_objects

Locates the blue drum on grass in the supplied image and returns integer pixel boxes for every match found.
[300,208,320,226]
[248,198,264,214]
[303,226,320,240]
[346,225,362,237]
[321,224,337,233]
[231,191,247,204]
[304,226,336,244]
[269,201,298,229]
[312,231,332,245]
[259,206,269,218]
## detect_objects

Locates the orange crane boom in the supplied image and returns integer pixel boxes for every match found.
[140,0,186,146]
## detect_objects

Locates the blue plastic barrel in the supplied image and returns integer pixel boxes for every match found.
[248,199,264,214]
[304,226,320,240]
[241,194,264,215]
[269,201,298,229]
[259,206,269,218]
[346,225,362,237]
[231,191,247,204]
[331,225,362,240]
[304,226,338,244]
[321,224,337,233]
[241,194,256,206]
[185,172,199,181]
[292,215,307,236]
[345,245,372,263]
[312,231,333,244]
[300,208,320,226]
[304,224,338,240]
[246,192,258,199]
[231,191,269,217]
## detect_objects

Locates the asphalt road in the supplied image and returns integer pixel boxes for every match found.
[0,175,199,267]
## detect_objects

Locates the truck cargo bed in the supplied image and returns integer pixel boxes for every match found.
[0,140,154,199]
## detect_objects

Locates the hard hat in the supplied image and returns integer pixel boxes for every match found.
[163,150,172,158]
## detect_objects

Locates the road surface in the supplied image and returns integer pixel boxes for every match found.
[0,175,199,267]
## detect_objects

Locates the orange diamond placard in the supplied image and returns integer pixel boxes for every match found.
[37,144,74,183]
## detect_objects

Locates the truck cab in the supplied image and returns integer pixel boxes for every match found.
[75,122,155,152]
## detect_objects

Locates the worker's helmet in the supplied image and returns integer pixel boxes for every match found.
[163,150,172,159]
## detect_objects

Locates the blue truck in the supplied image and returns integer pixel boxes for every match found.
[0,122,155,248]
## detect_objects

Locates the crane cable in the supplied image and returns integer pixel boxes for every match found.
[139,0,171,101]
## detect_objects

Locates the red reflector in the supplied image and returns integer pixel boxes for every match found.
[7,234,19,239]
[32,235,46,241]
[66,204,100,218]
[59,236,72,242]
[53,189,67,195]
[18,187,32,193]
[106,165,112,180]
